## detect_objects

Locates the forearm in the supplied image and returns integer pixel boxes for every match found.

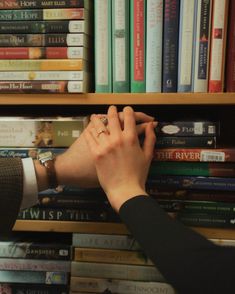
[119,195,235,294]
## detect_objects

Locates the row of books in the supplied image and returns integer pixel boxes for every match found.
[95,0,235,93]
[0,0,93,93]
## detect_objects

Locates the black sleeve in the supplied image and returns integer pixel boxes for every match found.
[119,195,235,294]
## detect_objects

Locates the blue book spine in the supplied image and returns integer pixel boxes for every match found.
[162,0,180,92]
[0,148,66,158]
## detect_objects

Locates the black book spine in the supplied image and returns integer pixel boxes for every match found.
[0,0,84,9]
[155,136,216,148]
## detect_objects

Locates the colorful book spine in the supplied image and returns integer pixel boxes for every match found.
[147,176,235,191]
[72,233,141,250]
[146,0,163,92]
[156,121,218,136]
[208,0,229,92]
[130,0,146,92]
[71,261,165,282]
[112,0,130,92]
[0,81,89,93]
[0,8,86,21]
[70,277,175,294]
[0,242,71,260]
[149,162,235,177]
[74,248,153,265]
[177,0,197,92]
[153,148,235,162]
[0,59,84,71]
[0,117,88,147]
[0,34,89,47]
[225,0,235,92]
[177,213,235,228]
[192,0,212,92]
[155,136,216,148]
[0,284,69,294]
[0,47,88,59]
[0,20,90,34]
[158,199,235,215]
[18,207,120,222]
[162,0,180,92]
[0,148,66,158]
[0,271,68,284]
[0,0,86,9]
[0,71,85,81]
[95,0,112,93]
[0,258,70,272]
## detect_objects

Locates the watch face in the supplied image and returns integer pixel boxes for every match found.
[38,151,53,163]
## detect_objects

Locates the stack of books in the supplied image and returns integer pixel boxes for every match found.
[95,0,235,93]
[0,232,71,293]
[70,232,176,294]
[0,0,93,93]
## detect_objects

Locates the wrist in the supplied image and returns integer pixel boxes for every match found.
[33,160,49,191]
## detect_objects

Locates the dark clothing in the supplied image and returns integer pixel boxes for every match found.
[119,195,235,294]
[0,158,23,233]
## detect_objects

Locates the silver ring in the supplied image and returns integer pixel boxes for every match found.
[97,129,106,138]
[100,116,108,126]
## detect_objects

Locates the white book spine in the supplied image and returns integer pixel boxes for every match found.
[66,34,88,46]
[146,0,163,92]
[178,0,196,92]
[67,81,88,93]
[69,20,91,34]
[0,71,84,81]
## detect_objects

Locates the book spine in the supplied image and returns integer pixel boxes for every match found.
[0,81,88,93]
[112,0,130,92]
[0,34,88,47]
[208,0,229,92]
[0,147,65,158]
[0,20,89,33]
[74,248,153,265]
[0,47,88,59]
[192,0,212,92]
[177,213,235,228]
[0,8,85,21]
[177,0,197,92]
[0,258,70,272]
[147,176,235,191]
[18,207,120,222]
[95,0,112,93]
[0,59,84,71]
[158,199,235,215]
[156,121,218,136]
[0,271,68,284]
[146,0,163,92]
[70,277,175,294]
[225,0,235,92]
[39,186,101,196]
[0,284,69,294]
[0,242,71,260]
[155,136,216,148]
[0,0,84,9]
[130,0,146,92]
[71,261,164,282]
[162,0,180,92]
[149,162,235,177]
[0,71,85,81]
[153,148,235,162]
[72,233,141,250]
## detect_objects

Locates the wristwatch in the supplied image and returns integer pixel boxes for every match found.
[38,151,58,188]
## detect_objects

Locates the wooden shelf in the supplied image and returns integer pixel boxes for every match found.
[13,220,235,240]
[0,92,235,105]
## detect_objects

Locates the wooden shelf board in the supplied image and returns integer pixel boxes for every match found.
[1,92,235,105]
[13,220,235,239]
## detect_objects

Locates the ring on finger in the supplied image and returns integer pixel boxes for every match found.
[97,129,107,138]
[100,116,108,126]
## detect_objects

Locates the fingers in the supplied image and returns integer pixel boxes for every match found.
[90,114,109,143]
[136,121,158,135]
[123,106,138,137]
[143,122,156,162]
[107,105,122,136]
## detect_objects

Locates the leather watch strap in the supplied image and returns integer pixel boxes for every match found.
[43,158,58,188]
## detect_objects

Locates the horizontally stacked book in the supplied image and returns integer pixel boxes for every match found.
[95,0,235,93]
[0,0,93,93]
[0,232,71,293]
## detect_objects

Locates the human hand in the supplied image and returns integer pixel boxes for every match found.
[84,105,157,211]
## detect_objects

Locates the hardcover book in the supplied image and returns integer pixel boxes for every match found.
[0,0,88,9]
[155,136,216,148]
[0,116,88,147]
[0,284,69,294]
[0,148,66,158]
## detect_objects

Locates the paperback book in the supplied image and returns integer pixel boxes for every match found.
[0,0,88,9]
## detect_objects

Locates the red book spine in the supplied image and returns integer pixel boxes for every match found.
[0,47,70,59]
[225,0,235,92]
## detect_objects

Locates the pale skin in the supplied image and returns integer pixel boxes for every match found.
[84,105,157,212]
[33,109,156,192]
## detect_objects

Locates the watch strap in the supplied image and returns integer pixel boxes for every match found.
[43,158,58,189]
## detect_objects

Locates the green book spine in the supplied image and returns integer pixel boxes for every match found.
[95,0,112,93]
[112,0,130,92]
[130,0,146,93]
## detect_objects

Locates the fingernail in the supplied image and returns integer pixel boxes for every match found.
[152,121,158,127]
